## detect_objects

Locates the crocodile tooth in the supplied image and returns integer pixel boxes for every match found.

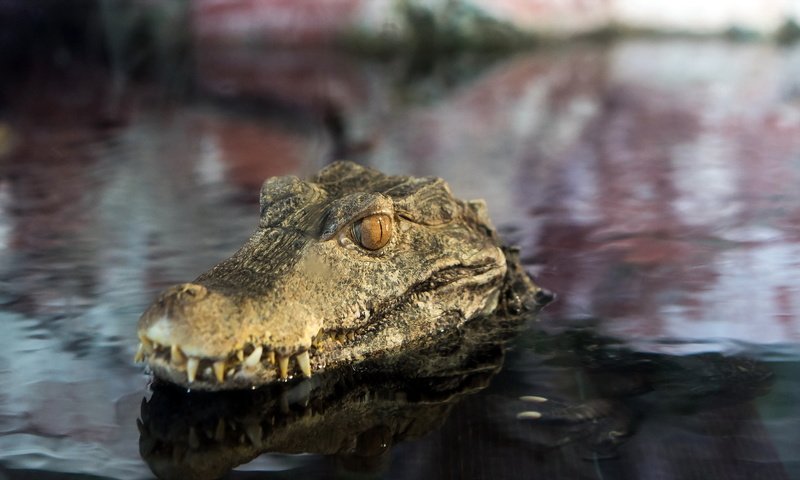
[215,418,225,441]
[297,351,312,378]
[171,345,186,365]
[245,423,262,447]
[172,444,187,464]
[134,343,145,363]
[188,426,200,449]
[268,350,276,365]
[243,346,262,368]
[278,355,289,379]
[236,350,244,362]
[140,336,154,354]
[213,360,226,382]
[280,391,290,413]
[187,358,199,383]
[520,395,548,403]
[517,411,543,420]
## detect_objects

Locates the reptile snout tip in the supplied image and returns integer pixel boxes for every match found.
[167,283,208,302]
[136,282,246,362]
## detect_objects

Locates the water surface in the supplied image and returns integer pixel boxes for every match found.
[1,39,800,479]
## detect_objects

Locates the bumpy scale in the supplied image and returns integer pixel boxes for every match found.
[135,162,544,390]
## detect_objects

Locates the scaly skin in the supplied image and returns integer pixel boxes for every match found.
[136,161,544,390]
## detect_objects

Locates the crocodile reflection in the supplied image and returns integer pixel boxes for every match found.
[138,247,550,480]
[513,328,775,461]
[138,315,775,480]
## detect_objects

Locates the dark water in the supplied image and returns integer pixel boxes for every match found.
[2,39,800,479]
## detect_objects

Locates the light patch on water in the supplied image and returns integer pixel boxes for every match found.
[232,454,312,473]
[543,96,599,158]
[720,225,785,243]
[509,80,549,141]
[562,146,601,225]
[0,311,146,478]
[670,131,741,227]
[196,132,226,185]
[0,311,139,414]
[0,180,10,254]
[662,242,800,344]
[610,40,780,112]
[595,240,800,354]
[0,434,148,480]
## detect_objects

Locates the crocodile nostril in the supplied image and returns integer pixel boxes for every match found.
[175,283,208,301]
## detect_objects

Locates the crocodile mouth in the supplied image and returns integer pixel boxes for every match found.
[136,260,504,389]
[137,326,381,387]
[138,326,387,388]
[136,337,316,386]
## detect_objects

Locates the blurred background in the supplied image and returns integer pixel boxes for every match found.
[1,0,800,478]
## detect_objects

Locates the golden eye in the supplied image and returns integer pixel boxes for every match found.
[352,213,392,250]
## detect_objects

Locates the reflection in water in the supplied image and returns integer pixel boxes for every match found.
[1,36,800,478]
[400,331,788,480]
[139,326,778,480]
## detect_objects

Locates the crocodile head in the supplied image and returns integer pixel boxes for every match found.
[136,161,526,390]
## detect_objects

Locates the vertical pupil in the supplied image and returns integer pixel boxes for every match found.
[365,216,381,248]
[354,214,391,250]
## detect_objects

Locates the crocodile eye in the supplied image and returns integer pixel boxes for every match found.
[352,213,392,250]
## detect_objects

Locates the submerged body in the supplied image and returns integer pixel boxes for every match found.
[136,161,545,390]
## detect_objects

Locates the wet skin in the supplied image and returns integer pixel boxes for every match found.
[136,162,547,390]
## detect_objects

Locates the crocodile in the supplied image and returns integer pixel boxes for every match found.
[135,161,548,390]
[139,301,520,480]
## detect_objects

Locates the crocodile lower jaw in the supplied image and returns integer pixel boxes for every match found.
[136,337,318,388]
[135,325,386,389]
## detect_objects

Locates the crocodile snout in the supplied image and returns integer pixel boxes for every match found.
[172,283,208,301]
[136,281,322,389]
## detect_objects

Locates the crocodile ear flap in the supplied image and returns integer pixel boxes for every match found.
[391,178,456,226]
[259,176,323,228]
[466,199,498,238]
[467,199,492,227]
